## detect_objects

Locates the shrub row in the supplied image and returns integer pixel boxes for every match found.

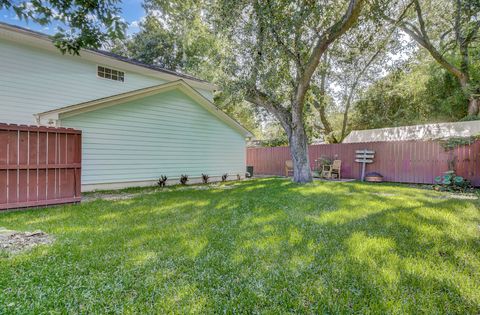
[157,173,236,187]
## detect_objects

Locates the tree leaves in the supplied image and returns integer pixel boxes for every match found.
[0,0,126,54]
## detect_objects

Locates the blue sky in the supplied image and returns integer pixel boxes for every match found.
[0,0,145,36]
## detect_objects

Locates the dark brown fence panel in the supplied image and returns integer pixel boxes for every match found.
[247,140,480,186]
[0,123,81,210]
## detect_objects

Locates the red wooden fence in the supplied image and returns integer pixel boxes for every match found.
[0,123,82,210]
[247,140,480,186]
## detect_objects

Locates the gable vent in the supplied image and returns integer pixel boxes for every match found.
[97,66,125,82]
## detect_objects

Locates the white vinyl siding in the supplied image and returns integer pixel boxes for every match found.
[0,38,213,125]
[61,90,246,184]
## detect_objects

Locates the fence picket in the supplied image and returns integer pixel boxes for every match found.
[0,123,82,210]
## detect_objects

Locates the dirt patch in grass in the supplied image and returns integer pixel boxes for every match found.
[0,228,54,254]
[431,193,478,200]
[372,192,397,197]
[83,183,240,202]
[82,193,140,202]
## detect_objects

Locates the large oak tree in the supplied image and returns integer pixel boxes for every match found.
[215,0,365,182]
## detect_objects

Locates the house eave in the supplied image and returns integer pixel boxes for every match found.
[36,80,253,138]
[0,22,217,92]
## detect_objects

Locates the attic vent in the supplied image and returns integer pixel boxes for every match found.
[97,66,124,82]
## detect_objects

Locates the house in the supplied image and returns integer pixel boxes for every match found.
[343,121,480,143]
[0,22,252,191]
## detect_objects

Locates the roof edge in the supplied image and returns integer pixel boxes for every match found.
[36,80,252,138]
[0,21,217,91]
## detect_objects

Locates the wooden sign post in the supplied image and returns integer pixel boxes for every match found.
[355,149,375,181]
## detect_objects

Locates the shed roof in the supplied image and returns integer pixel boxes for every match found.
[343,121,480,143]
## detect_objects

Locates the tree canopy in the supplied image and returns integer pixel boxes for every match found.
[1,0,126,54]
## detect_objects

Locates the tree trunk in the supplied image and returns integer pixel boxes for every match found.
[459,76,479,116]
[468,97,479,116]
[341,91,354,141]
[288,125,312,183]
[314,100,334,135]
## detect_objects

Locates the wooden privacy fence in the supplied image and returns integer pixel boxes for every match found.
[0,123,81,210]
[247,140,480,186]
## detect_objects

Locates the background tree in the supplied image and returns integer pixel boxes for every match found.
[383,0,480,116]
[112,0,220,80]
[0,0,126,54]
[350,50,472,129]
[308,19,395,142]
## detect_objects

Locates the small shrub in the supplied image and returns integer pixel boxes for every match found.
[157,175,168,187]
[201,174,209,184]
[460,114,480,121]
[433,170,472,192]
[221,174,228,182]
[180,174,189,185]
[318,155,333,167]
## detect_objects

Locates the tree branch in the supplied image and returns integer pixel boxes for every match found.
[413,0,428,38]
[383,1,466,82]
[465,21,480,44]
[295,0,365,112]
[340,45,384,140]
[245,88,291,132]
[265,0,303,71]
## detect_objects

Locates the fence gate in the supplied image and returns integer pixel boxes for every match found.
[0,123,81,210]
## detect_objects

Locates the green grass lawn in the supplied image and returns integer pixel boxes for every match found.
[0,178,479,314]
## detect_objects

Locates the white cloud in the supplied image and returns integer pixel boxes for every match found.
[130,20,139,28]
[126,21,140,36]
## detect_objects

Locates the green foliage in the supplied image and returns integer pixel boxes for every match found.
[221,174,228,182]
[201,174,210,184]
[350,55,474,130]
[256,138,289,148]
[180,174,189,185]
[434,171,472,192]
[1,0,126,54]
[316,155,333,169]
[157,175,168,187]
[438,135,480,150]
[460,115,480,121]
[0,179,479,313]
[112,8,218,80]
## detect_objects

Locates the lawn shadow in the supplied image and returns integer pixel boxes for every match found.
[0,178,479,313]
